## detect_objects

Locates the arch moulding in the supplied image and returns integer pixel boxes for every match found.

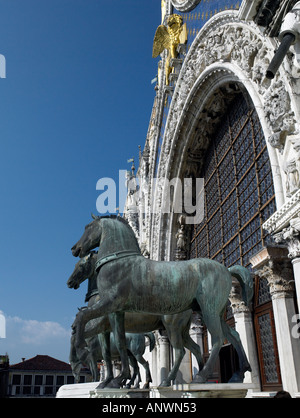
[151,10,292,261]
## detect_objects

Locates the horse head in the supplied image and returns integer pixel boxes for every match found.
[71,214,102,258]
[71,214,141,259]
[67,251,97,289]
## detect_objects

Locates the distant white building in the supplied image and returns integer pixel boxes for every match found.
[5,355,91,397]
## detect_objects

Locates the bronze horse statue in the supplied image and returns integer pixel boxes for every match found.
[67,250,203,388]
[71,215,253,388]
[69,331,155,388]
[68,252,154,388]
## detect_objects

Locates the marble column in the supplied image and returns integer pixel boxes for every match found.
[189,313,204,378]
[157,331,170,384]
[229,281,261,388]
[151,335,159,386]
[250,247,300,396]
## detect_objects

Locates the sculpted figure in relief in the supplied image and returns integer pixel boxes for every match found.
[284,158,300,197]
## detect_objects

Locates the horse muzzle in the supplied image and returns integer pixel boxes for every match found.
[71,245,81,257]
[67,278,79,289]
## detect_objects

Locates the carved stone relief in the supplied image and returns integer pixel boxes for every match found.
[250,247,294,299]
[264,79,296,153]
[175,214,188,260]
[283,158,300,197]
[148,10,300,259]
[170,0,201,12]
[273,216,300,259]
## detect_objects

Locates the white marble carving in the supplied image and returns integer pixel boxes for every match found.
[150,10,297,259]
[170,0,200,12]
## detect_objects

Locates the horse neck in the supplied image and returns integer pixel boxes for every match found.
[98,219,140,258]
[87,269,98,293]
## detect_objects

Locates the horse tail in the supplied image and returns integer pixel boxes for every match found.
[144,332,156,352]
[228,265,254,306]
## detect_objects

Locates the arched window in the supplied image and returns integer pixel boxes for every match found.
[189,92,281,387]
[190,93,276,268]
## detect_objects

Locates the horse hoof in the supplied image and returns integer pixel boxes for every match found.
[106,381,122,389]
[106,377,128,389]
[192,374,207,384]
[228,373,243,383]
[96,377,113,389]
[159,380,171,388]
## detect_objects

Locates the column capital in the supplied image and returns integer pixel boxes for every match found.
[273,217,300,259]
[157,330,170,346]
[250,247,294,299]
[190,312,204,334]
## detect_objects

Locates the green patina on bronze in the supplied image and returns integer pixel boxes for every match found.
[71,215,253,388]
[68,251,202,388]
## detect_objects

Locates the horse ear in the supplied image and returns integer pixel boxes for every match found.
[91,213,99,220]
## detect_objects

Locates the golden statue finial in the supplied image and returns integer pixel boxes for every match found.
[153,14,187,85]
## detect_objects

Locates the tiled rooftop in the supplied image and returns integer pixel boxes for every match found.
[10,355,72,372]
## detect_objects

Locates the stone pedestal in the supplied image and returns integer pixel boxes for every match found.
[56,383,150,399]
[174,383,256,398]
[90,388,150,399]
[56,383,256,399]
[56,382,99,398]
[150,387,183,398]
[148,384,256,398]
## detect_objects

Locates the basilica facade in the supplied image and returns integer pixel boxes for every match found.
[124,0,300,397]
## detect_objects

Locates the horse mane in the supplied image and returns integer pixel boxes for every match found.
[100,215,141,253]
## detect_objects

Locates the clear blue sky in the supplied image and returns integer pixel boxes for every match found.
[0,0,160,364]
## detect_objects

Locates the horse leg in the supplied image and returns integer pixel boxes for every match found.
[136,370,142,389]
[126,354,140,389]
[182,324,204,377]
[108,312,131,388]
[221,319,252,383]
[97,332,114,389]
[133,354,152,389]
[72,297,119,360]
[160,312,198,387]
[162,346,185,387]
[83,316,108,340]
[69,334,82,383]
[159,326,185,387]
[193,313,224,384]
[88,350,99,382]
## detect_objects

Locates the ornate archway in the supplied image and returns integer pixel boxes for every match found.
[187,90,282,388]
[150,11,290,260]
[189,92,276,268]
[148,9,292,388]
